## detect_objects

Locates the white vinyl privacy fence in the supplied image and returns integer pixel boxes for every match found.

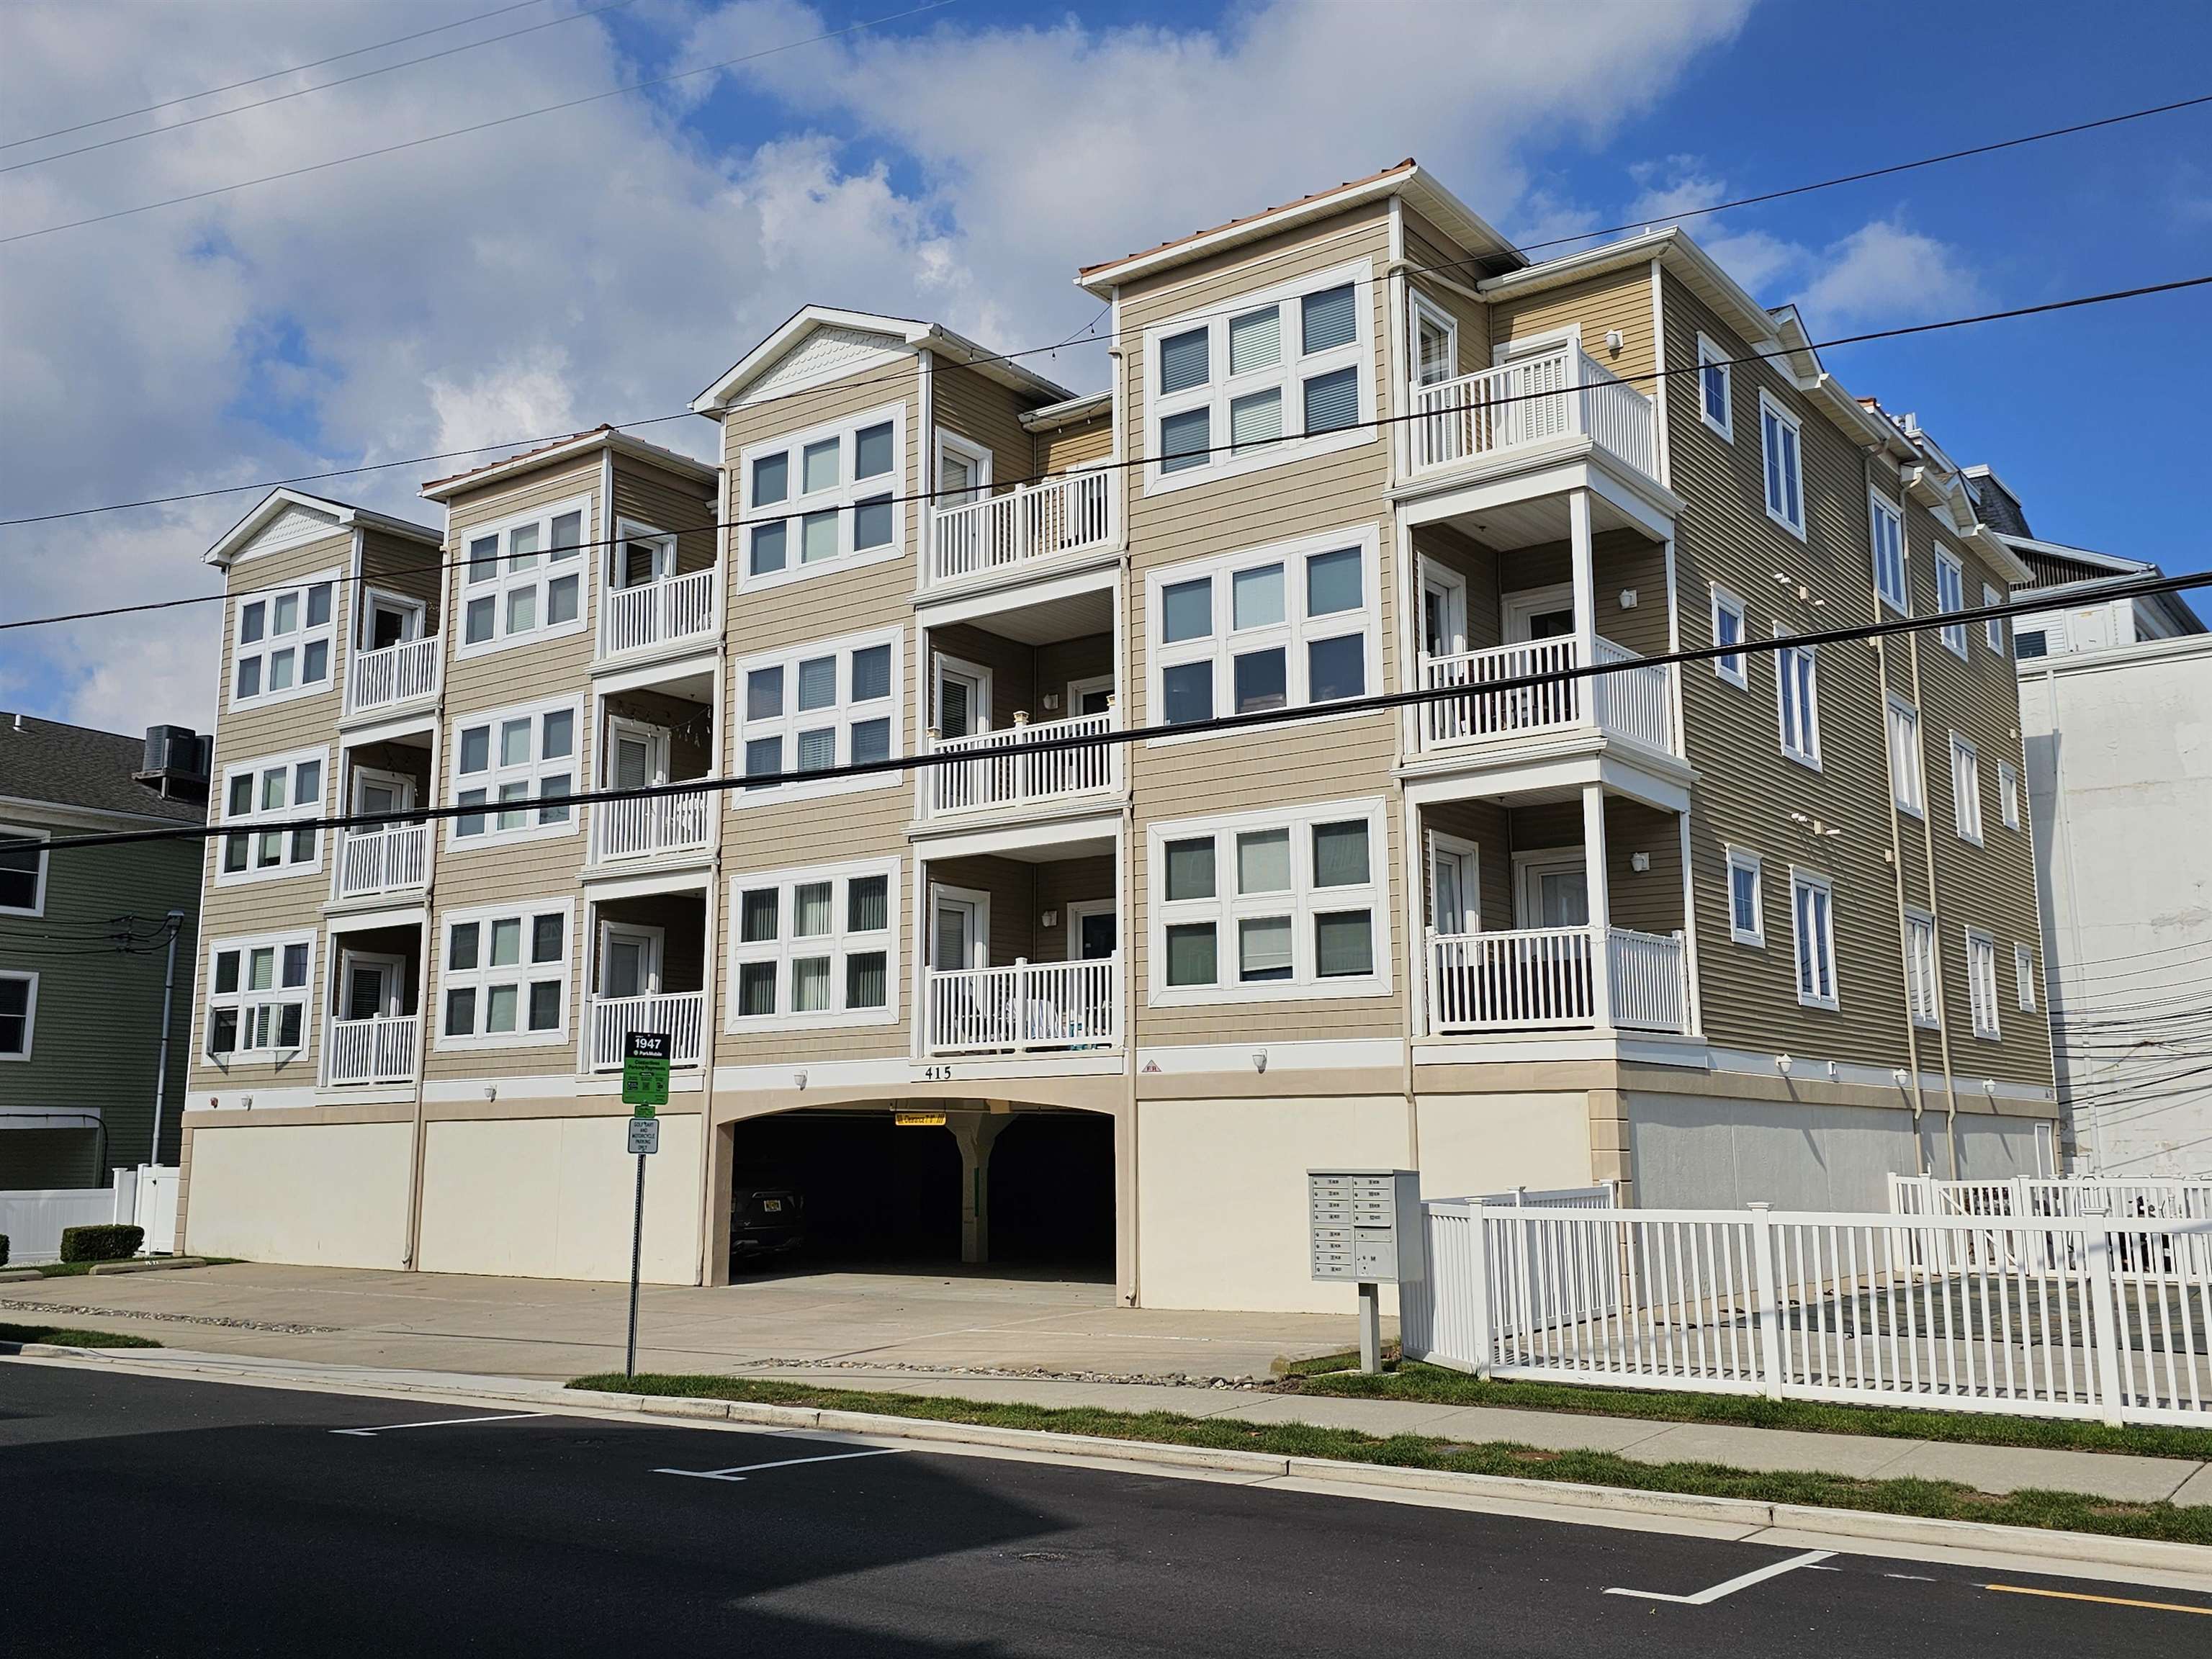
[0,1164,177,1263]
[1401,1194,2212,1426]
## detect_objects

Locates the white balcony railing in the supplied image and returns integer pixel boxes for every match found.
[333,822,428,899]
[1419,635,1674,755]
[930,471,1113,587]
[1428,926,1686,1034]
[1409,346,1655,480]
[927,710,1118,817]
[593,786,714,862]
[325,1014,418,1085]
[588,990,704,1072]
[926,956,1120,1056]
[347,636,441,714]
[599,567,718,657]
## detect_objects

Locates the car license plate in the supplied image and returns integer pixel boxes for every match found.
[761,1199,782,1213]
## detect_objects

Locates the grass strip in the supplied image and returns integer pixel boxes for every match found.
[0,1322,161,1349]
[571,1372,2211,1547]
[1289,1362,2212,1462]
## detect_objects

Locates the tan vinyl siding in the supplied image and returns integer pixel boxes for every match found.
[931,361,1033,494]
[1489,267,1655,388]
[927,626,1112,729]
[611,457,718,576]
[1402,208,1486,382]
[441,451,604,727]
[208,529,356,769]
[359,528,442,622]
[1035,415,1111,474]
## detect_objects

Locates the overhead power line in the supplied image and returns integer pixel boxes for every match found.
[6,568,2206,862]
[1,263,2203,567]
[0,0,963,247]
[0,0,555,152]
[0,1,640,178]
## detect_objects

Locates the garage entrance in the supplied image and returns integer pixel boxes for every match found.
[724,1105,1116,1280]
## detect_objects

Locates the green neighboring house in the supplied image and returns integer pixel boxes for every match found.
[1,713,207,1188]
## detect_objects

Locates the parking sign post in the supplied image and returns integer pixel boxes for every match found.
[621,1032,670,1380]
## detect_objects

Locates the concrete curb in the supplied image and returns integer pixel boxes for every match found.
[14,1347,2208,1577]
[88,1257,208,1277]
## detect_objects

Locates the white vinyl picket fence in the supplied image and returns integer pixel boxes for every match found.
[1401,1195,2212,1426]
[1890,1173,2212,1222]
[0,1164,178,1263]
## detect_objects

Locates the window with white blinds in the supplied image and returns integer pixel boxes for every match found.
[457,498,588,657]
[1951,732,1982,844]
[735,627,902,806]
[1870,491,1907,614]
[437,902,572,1049]
[204,931,315,1059]
[1887,694,1924,817]
[449,699,579,846]
[217,747,327,884]
[232,575,338,707]
[1905,909,1939,1028]
[725,860,899,1030]
[1791,869,1838,1010]
[1775,631,1820,768]
[1144,258,1373,491]
[1966,928,2001,1039]
[739,403,904,590]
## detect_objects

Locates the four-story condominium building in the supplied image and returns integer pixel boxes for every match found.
[177,160,2056,1311]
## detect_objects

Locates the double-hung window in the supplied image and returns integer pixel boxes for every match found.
[217,747,327,883]
[740,403,903,586]
[1886,694,1925,817]
[1151,799,1388,1004]
[1725,846,1763,946]
[457,498,587,655]
[1966,928,2001,1040]
[726,860,898,1029]
[1774,629,1820,768]
[1999,760,2020,830]
[1935,547,1968,656]
[450,699,578,845]
[1758,391,1804,537]
[1950,732,1982,844]
[1146,260,1371,490]
[204,932,315,1058]
[0,971,35,1060]
[1869,491,1906,614]
[1905,909,1940,1028]
[438,902,571,1047]
[2015,943,2037,1012]
[1982,583,2005,653]
[1151,531,1376,731]
[737,628,901,801]
[1710,586,1748,688]
[1696,334,1732,439]
[1790,869,1838,1010]
[232,575,337,706]
[0,824,47,915]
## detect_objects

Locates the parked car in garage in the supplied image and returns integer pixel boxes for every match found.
[729,1169,805,1267]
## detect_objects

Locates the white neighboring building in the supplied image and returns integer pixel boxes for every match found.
[1979,466,2211,1177]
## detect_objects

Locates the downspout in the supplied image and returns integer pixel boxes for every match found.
[1864,448,1928,1174]
[1108,292,1141,1307]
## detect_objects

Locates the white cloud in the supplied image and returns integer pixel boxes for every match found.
[1796,217,1983,326]
[0,0,1755,734]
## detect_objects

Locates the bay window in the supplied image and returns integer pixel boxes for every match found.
[457,498,588,655]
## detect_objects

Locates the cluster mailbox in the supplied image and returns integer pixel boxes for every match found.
[1308,1169,1424,1285]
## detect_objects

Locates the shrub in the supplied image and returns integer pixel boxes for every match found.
[0,1233,9,1267]
[58,1224,142,1264]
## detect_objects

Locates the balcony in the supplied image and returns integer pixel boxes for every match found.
[588,990,705,1072]
[593,788,714,863]
[1428,926,1687,1035]
[1419,637,1675,756]
[925,956,1120,1056]
[1409,346,1655,485]
[926,710,1119,819]
[599,567,718,660]
[333,822,428,899]
[325,1014,419,1085]
[929,471,1113,588]
[347,636,441,716]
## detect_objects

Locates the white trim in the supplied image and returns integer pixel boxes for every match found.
[1757,390,1805,539]
[361,588,427,649]
[1148,795,1392,1007]
[1065,898,1117,961]
[1905,907,1940,1029]
[726,858,901,1032]
[932,651,993,738]
[1141,255,1376,495]
[335,949,407,1021]
[1145,523,1382,747]
[446,696,583,850]
[595,920,665,998]
[2014,941,2037,1012]
[433,899,575,1053]
[1789,866,1838,1011]
[1998,759,2020,832]
[607,518,677,591]
[1982,580,2007,653]
[348,765,415,816]
[1426,830,1481,935]
[451,494,591,660]
[932,428,991,508]
[734,624,904,807]
[215,745,331,887]
[1934,545,1969,658]
[1418,557,1469,658]
[1512,846,1588,930]
[928,881,992,971]
[1064,674,1115,719]
[202,929,318,1061]
[1773,626,1820,770]
[735,400,907,593]
[0,821,49,917]
[1949,730,1983,845]
[1408,289,1459,388]
[1501,581,1575,644]
[1694,332,1732,441]
[228,568,341,711]
[1885,693,1925,818]
[0,968,35,1061]
[1724,845,1763,948]
[1869,487,1907,616]
[1491,323,1582,364]
[1966,926,2002,1040]
[1709,583,1748,690]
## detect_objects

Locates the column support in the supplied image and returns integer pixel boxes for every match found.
[950,1112,1010,1265]
[1568,489,1598,728]
[1583,781,1613,1028]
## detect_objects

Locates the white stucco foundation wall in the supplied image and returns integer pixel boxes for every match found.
[415,1112,701,1284]
[1413,1092,1591,1200]
[1136,1094,1410,1313]
[184,1120,412,1269]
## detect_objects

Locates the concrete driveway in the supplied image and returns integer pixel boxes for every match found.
[0,1262,1353,1383]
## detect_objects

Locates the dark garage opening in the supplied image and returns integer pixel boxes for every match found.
[731,1111,961,1269]
[989,1112,1115,1272]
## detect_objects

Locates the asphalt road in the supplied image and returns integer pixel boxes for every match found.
[1,1364,2205,1658]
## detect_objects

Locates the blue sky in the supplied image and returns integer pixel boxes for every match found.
[2,0,2206,732]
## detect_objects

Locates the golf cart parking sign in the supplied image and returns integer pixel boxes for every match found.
[622,1030,670,1113]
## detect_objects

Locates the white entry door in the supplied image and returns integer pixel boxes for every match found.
[1519,857,1590,928]
[934,657,989,742]
[341,952,403,1020]
[608,720,668,791]
[600,924,662,1000]
[932,886,987,971]
[349,770,414,831]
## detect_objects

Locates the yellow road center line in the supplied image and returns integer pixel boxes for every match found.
[1984,1584,2212,1617]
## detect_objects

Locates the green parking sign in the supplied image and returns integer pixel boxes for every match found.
[622,1030,670,1112]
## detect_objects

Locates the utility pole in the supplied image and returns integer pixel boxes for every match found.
[148,910,184,1172]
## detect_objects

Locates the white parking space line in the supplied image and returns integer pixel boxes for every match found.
[331,1412,548,1438]
[1606,1547,1836,1606]
[655,1447,906,1483]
